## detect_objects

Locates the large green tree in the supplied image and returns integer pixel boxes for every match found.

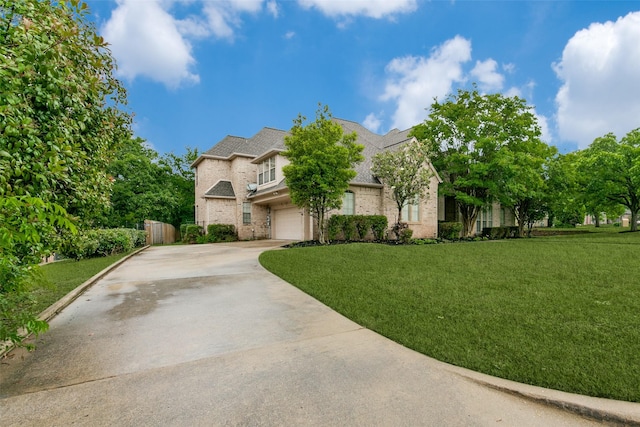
[103,138,197,228]
[282,105,364,244]
[0,0,131,348]
[495,136,556,237]
[580,129,640,231]
[545,152,585,228]
[371,139,433,236]
[412,88,543,236]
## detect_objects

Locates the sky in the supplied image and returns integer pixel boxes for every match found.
[84,0,640,156]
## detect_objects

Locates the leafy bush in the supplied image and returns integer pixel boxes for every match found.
[399,227,413,244]
[438,222,462,240]
[370,216,388,240]
[327,215,388,241]
[61,228,147,259]
[183,225,203,244]
[206,224,237,243]
[327,215,344,240]
[482,226,519,239]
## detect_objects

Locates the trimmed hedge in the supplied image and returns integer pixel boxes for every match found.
[183,224,203,244]
[482,226,519,239]
[61,228,146,260]
[206,224,237,243]
[438,221,463,240]
[328,215,388,241]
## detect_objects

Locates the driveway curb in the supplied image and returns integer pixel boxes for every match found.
[438,360,640,426]
[0,246,149,358]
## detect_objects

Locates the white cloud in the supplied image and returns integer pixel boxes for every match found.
[284,31,296,39]
[266,0,279,17]
[379,36,472,130]
[470,59,504,92]
[363,113,382,133]
[101,0,276,88]
[554,11,640,148]
[297,0,417,19]
[102,0,199,89]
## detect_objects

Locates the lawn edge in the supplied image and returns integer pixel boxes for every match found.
[441,361,640,425]
[0,246,150,358]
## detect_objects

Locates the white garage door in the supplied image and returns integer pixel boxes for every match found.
[274,207,304,240]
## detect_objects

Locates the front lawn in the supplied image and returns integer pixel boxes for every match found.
[259,231,640,402]
[33,252,132,315]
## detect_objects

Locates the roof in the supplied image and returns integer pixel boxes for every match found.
[204,180,235,198]
[194,118,422,185]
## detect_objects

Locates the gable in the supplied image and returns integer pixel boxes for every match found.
[205,180,235,199]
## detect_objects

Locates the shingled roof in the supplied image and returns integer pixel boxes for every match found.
[195,118,419,185]
[204,180,235,198]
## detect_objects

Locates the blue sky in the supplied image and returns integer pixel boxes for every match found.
[85,1,640,156]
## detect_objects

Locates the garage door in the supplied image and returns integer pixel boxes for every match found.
[273,207,304,240]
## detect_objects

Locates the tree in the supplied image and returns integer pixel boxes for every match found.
[282,105,364,244]
[495,137,556,237]
[581,129,640,232]
[102,139,198,228]
[0,0,131,348]
[371,139,433,236]
[0,0,131,222]
[545,153,585,227]
[412,88,543,236]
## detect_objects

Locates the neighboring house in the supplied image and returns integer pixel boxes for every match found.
[438,195,517,234]
[192,118,442,241]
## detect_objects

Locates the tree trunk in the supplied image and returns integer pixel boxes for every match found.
[594,215,601,227]
[631,210,638,232]
[459,204,479,237]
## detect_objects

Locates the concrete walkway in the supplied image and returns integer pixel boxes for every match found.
[1,242,638,426]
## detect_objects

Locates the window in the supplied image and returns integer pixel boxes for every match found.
[343,191,355,215]
[476,205,493,233]
[258,157,276,185]
[401,198,420,222]
[242,202,251,225]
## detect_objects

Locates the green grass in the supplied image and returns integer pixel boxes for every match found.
[259,231,640,402]
[33,252,132,315]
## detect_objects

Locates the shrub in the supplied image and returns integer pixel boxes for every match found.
[60,228,146,260]
[353,216,372,240]
[183,225,203,244]
[399,227,413,244]
[438,222,462,240]
[343,217,357,241]
[370,216,388,241]
[327,215,344,240]
[206,224,237,243]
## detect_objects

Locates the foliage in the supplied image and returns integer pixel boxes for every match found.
[183,224,203,244]
[481,226,519,239]
[412,88,543,237]
[0,0,131,350]
[260,231,640,402]
[0,0,131,223]
[398,227,413,244]
[60,228,145,260]
[282,105,364,244]
[438,221,462,240]
[580,129,640,231]
[545,153,584,227]
[1,197,75,351]
[102,138,197,228]
[206,224,237,243]
[371,139,433,235]
[327,215,387,241]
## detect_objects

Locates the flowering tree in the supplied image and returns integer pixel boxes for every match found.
[371,139,433,236]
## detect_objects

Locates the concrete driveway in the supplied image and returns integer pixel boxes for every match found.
[0,242,633,426]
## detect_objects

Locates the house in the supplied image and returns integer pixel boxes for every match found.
[192,118,443,241]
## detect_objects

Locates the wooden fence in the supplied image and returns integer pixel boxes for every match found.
[144,220,176,245]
